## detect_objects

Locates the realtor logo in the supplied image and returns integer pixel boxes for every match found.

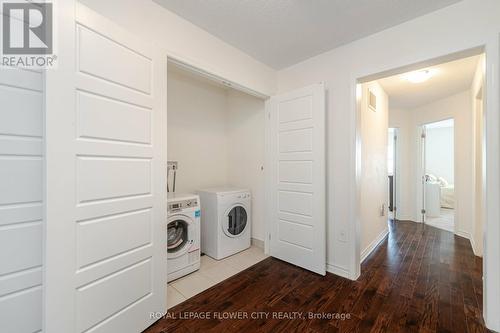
[2,2,52,54]
[1,1,55,68]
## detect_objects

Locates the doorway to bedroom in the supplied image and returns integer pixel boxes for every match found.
[421,119,455,232]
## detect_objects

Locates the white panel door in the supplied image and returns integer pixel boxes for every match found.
[266,83,326,275]
[45,3,167,333]
[0,68,44,333]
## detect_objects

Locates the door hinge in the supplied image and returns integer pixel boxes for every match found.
[267,112,271,120]
[268,233,271,240]
[421,209,426,214]
[421,132,426,139]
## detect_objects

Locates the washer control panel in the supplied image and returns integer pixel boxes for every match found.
[168,198,198,213]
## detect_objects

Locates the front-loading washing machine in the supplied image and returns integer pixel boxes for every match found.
[198,187,251,260]
[167,193,201,282]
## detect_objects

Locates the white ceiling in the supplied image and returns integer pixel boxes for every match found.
[378,55,480,109]
[153,0,462,69]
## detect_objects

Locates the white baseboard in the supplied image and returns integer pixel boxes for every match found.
[326,263,351,279]
[455,230,470,239]
[456,230,482,257]
[251,237,264,249]
[361,228,389,263]
[394,216,421,223]
[469,236,479,257]
[394,214,415,221]
[486,316,500,333]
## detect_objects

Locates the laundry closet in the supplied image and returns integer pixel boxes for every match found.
[8,3,321,331]
[165,61,267,278]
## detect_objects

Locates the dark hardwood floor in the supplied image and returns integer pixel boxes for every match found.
[145,220,490,333]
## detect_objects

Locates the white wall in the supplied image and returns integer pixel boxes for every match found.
[425,126,454,183]
[78,0,276,96]
[167,68,266,241]
[276,1,500,328]
[167,69,229,193]
[359,81,389,258]
[226,90,266,242]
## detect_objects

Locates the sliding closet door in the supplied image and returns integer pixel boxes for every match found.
[45,2,167,332]
[0,68,44,333]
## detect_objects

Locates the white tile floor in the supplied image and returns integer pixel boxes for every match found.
[167,246,268,309]
[426,208,454,232]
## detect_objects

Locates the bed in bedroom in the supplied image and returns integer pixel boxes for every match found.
[425,174,454,211]
[440,185,455,208]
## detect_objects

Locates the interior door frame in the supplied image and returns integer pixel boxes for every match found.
[387,127,399,220]
[165,57,270,254]
[44,1,77,330]
[264,99,271,255]
[416,118,456,229]
[354,45,500,330]
[419,124,427,224]
[393,128,399,220]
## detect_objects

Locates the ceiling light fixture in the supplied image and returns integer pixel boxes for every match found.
[403,69,435,83]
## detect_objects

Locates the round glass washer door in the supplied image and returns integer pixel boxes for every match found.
[167,218,190,256]
[222,205,248,237]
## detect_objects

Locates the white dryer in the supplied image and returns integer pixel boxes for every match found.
[167,193,201,282]
[198,187,251,260]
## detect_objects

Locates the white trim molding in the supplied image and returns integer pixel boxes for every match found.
[361,228,389,263]
[455,230,471,239]
[251,238,265,249]
[469,236,481,258]
[326,263,350,279]
[455,230,481,257]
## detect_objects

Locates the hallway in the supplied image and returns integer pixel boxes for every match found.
[146,220,488,332]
